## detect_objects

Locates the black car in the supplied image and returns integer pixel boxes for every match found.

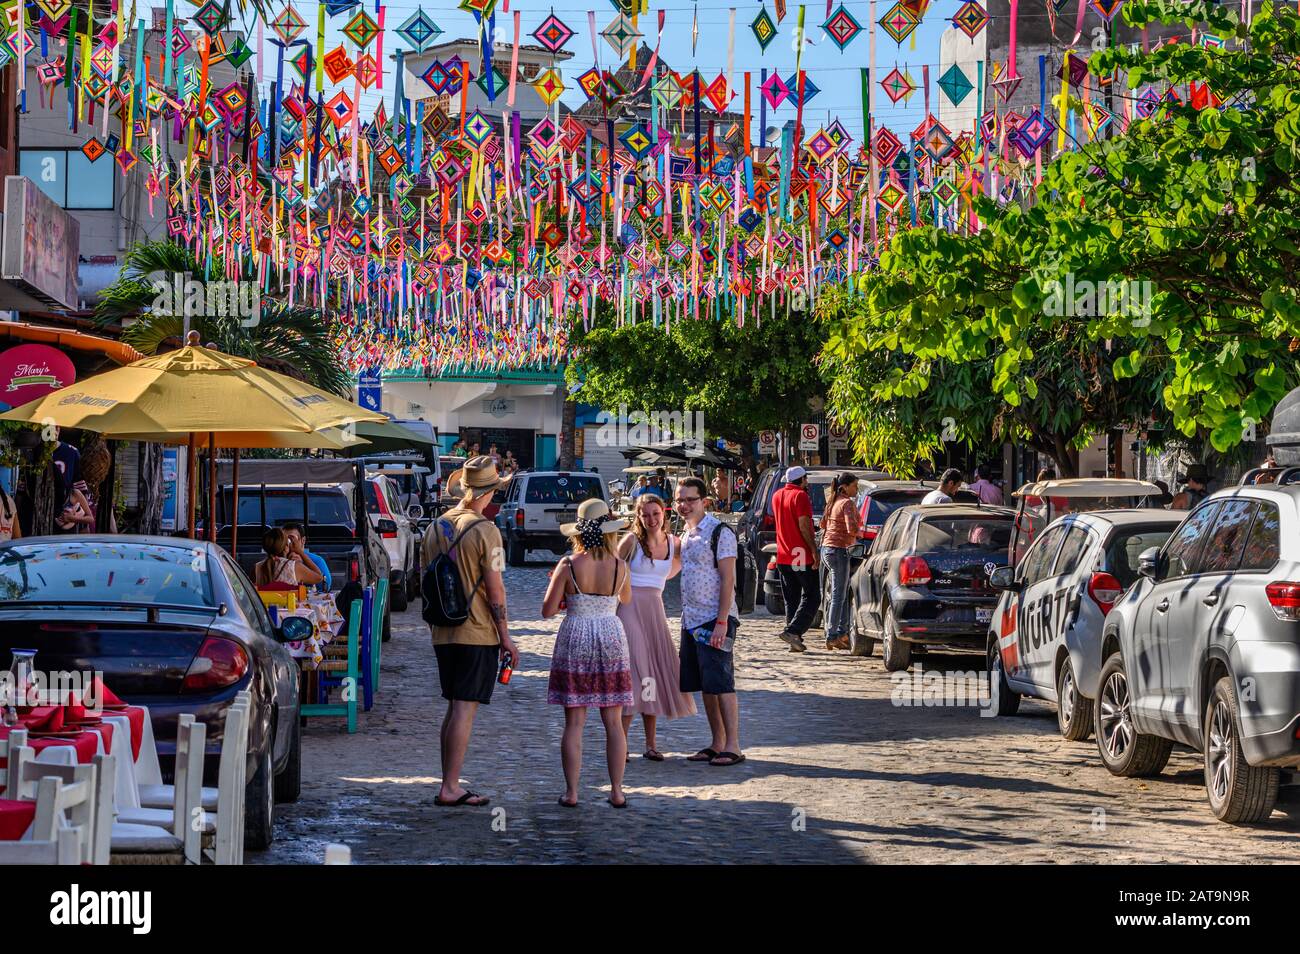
[850,504,1016,668]
[0,535,309,850]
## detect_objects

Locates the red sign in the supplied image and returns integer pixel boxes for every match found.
[0,344,75,408]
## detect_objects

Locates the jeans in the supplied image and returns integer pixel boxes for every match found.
[777,564,821,638]
[822,546,852,638]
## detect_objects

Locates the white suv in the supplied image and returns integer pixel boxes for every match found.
[495,470,608,566]
[365,474,419,610]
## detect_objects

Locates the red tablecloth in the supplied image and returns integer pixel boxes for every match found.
[0,797,36,841]
[112,707,146,761]
[0,725,99,767]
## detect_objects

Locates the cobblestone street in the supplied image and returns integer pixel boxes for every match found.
[255,563,1300,864]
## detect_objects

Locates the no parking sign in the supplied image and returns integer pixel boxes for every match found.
[799,423,820,451]
[758,430,777,455]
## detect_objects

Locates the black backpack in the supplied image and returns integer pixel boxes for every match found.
[421,517,490,627]
[710,522,751,613]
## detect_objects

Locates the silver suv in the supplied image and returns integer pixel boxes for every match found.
[495,470,608,566]
[1098,485,1300,823]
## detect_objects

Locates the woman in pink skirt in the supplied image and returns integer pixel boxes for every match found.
[615,495,697,761]
[543,499,634,808]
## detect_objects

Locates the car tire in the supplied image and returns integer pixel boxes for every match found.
[1205,676,1279,824]
[408,562,421,603]
[382,605,392,643]
[763,586,784,616]
[245,745,275,851]
[1094,652,1172,777]
[880,610,912,672]
[506,532,526,567]
[849,603,875,657]
[986,638,1020,716]
[390,573,409,612]
[273,711,301,804]
[1056,657,1094,742]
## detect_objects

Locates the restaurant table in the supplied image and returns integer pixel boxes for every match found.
[0,798,36,841]
[280,600,346,671]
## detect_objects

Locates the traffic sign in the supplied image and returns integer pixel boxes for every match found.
[758,430,777,455]
[799,423,820,451]
[828,422,849,451]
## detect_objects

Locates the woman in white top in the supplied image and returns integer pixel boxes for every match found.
[254,528,300,586]
[615,494,698,761]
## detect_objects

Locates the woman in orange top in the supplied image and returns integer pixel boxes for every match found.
[821,473,862,651]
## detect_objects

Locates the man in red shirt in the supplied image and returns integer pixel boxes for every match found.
[771,466,820,653]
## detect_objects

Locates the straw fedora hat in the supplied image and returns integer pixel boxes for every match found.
[560,498,629,537]
[444,455,509,499]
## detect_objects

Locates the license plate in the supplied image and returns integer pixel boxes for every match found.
[557,511,576,522]
[975,607,993,623]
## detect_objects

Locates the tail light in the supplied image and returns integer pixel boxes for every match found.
[1266,581,1300,621]
[861,524,881,540]
[349,556,360,582]
[899,556,931,586]
[515,509,525,528]
[1087,572,1125,613]
[182,637,249,692]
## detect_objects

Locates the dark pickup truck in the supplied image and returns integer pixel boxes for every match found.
[212,459,393,639]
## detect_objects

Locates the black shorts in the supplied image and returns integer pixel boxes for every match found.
[679,619,737,695]
[434,643,498,705]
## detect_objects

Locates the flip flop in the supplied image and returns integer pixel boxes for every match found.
[557,796,578,808]
[643,749,665,761]
[687,748,719,762]
[608,795,628,808]
[709,752,746,767]
[434,791,490,807]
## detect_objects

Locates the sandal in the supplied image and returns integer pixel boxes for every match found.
[709,752,746,767]
[643,749,665,762]
[435,790,490,807]
[608,795,628,808]
[686,748,719,762]
[557,796,578,808]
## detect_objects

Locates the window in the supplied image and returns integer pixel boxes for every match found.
[1200,499,1256,573]
[0,541,214,606]
[861,489,929,526]
[1019,525,1066,587]
[876,512,908,553]
[222,489,354,529]
[1105,527,1177,588]
[1052,525,1094,577]
[1162,503,1220,578]
[1239,501,1280,571]
[914,517,1013,553]
[19,148,115,209]
[524,475,602,505]
[222,554,271,635]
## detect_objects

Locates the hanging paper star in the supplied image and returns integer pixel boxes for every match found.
[601,13,642,59]
[397,7,443,53]
[878,2,921,44]
[822,5,862,52]
[951,1,988,39]
[532,14,574,53]
[322,45,355,83]
[751,5,778,51]
[760,72,790,109]
[937,63,973,106]
[785,73,819,107]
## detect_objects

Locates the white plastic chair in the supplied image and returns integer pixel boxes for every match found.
[14,756,110,864]
[138,692,252,812]
[114,716,206,864]
[0,824,81,864]
[0,727,28,793]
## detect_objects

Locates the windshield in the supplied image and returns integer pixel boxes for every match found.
[525,476,603,505]
[221,489,354,528]
[915,518,1014,553]
[0,542,216,607]
[861,489,929,525]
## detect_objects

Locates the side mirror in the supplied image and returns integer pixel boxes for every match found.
[849,542,867,560]
[989,566,1019,591]
[376,518,398,535]
[1138,546,1162,579]
[278,616,314,642]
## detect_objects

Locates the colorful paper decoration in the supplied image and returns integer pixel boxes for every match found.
[1089,0,1124,22]
[397,8,443,53]
[271,4,308,44]
[878,2,921,44]
[191,0,229,36]
[751,5,778,51]
[342,9,380,48]
[952,1,988,39]
[532,68,565,105]
[532,13,575,53]
[822,5,863,51]
[601,13,642,59]
[938,63,973,106]
[880,67,916,103]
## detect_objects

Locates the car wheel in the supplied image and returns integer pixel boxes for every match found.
[880,610,912,672]
[273,711,301,804]
[763,586,784,616]
[390,573,409,612]
[1205,675,1279,824]
[245,745,275,851]
[849,602,875,657]
[381,605,392,643]
[986,638,1020,716]
[1094,652,1172,777]
[1056,657,1094,742]
[408,562,421,602]
[506,532,526,567]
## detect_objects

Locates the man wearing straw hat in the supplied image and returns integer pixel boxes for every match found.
[421,455,519,808]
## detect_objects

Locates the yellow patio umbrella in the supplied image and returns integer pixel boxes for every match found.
[0,344,383,545]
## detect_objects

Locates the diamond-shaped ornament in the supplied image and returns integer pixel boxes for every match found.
[822,5,862,51]
[751,5,778,51]
[342,9,379,48]
[952,1,988,38]
[601,13,641,59]
[271,4,308,44]
[531,14,574,53]
[397,7,442,53]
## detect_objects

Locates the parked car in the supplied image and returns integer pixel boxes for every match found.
[985,509,1182,739]
[0,536,310,850]
[363,457,437,519]
[740,465,891,616]
[214,458,392,640]
[1094,484,1300,823]
[365,474,419,612]
[495,470,609,565]
[849,503,1016,668]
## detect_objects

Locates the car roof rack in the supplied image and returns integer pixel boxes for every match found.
[1240,466,1300,486]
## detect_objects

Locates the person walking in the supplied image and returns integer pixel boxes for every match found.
[674,476,744,766]
[821,472,861,651]
[543,499,634,808]
[615,494,697,761]
[771,465,819,654]
[967,466,1004,505]
[422,456,519,808]
[922,468,964,505]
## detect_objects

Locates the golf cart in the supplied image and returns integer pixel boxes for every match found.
[1008,477,1165,566]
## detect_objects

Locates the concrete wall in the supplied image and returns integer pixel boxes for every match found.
[939,25,987,136]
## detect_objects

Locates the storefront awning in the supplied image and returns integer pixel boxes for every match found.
[0,320,143,365]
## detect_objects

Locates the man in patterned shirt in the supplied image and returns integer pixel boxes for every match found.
[673,476,745,767]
